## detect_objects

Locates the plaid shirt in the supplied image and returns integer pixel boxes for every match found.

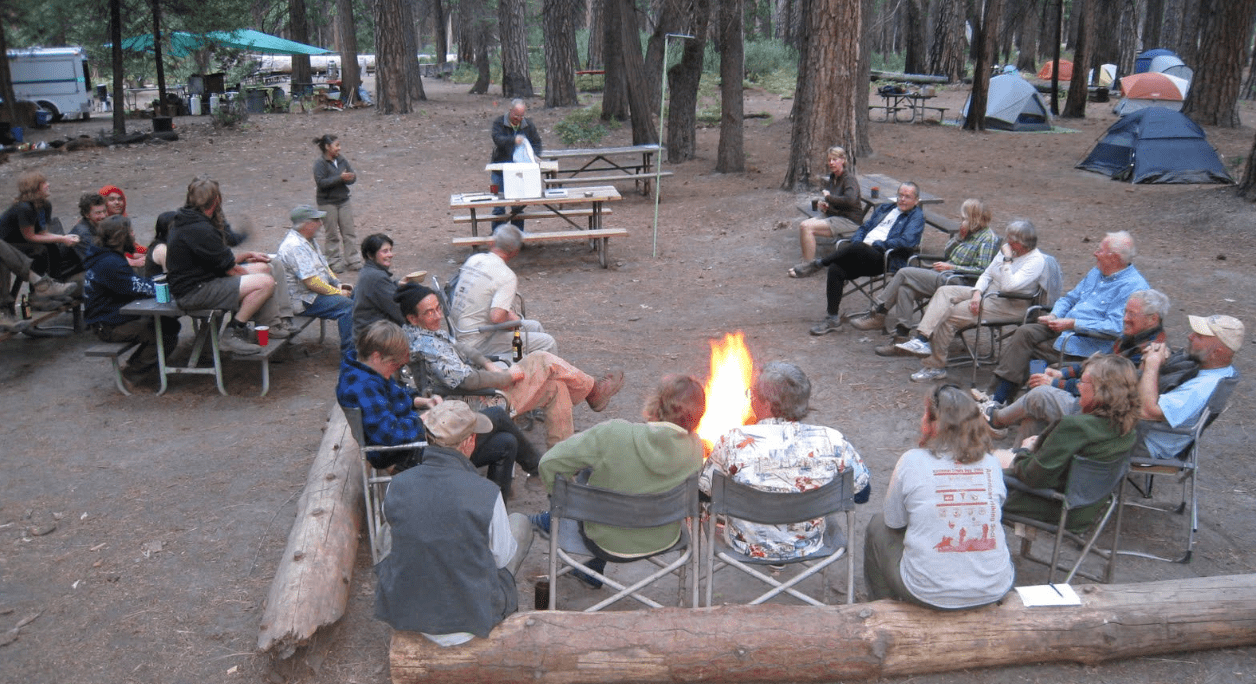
[336,349,424,449]
[942,226,1000,276]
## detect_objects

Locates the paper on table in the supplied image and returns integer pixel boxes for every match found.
[545,188,568,198]
[1015,583,1082,607]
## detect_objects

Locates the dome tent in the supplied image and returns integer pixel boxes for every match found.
[961,73,1052,131]
[1077,108,1232,184]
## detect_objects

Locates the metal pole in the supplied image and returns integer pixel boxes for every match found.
[653,33,693,258]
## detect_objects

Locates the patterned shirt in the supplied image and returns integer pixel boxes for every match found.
[942,226,1000,276]
[335,350,424,458]
[699,418,871,561]
[277,228,339,308]
[405,324,475,389]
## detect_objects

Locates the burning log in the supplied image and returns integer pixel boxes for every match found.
[390,574,1256,683]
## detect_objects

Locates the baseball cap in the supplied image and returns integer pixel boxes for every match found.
[424,400,492,446]
[1188,314,1244,352]
[290,205,327,226]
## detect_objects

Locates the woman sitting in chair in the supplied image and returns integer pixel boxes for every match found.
[865,384,1014,609]
[1000,354,1140,532]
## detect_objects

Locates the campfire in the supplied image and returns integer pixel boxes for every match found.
[695,332,757,454]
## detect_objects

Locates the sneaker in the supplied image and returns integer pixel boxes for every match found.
[809,316,843,336]
[850,311,886,331]
[31,276,79,299]
[266,318,297,340]
[788,259,822,278]
[875,343,915,357]
[219,325,264,356]
[910,367,948,382]
[587,370,625,412]
[896,338,932,357]
[571,558,607,590]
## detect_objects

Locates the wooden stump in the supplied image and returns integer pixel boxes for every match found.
[391,574,1256,683]
[257,405,364,658]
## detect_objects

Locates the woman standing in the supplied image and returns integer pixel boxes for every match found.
[313,134,360,271]
[865,384,1015,609]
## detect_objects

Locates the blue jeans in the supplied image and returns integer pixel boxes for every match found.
[300,293,354,352]
[489,170,525,230]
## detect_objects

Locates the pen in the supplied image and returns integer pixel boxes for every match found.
[1049,583,1064,597]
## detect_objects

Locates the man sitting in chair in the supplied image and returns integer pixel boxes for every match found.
[1134,313,1242,460]
[699,362,871,561]
[374,400,534,646]
[529,374,707,589]
[794,182,924,336]
[448,225,556,358]
[399,282,624,449]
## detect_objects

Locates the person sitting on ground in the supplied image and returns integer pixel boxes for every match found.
[373,399,534,646]
[337,320,540,495]
[897,219,1047,383]
[1133,314,1242,460]
[0,239,79,331]
[83,216,179,386]
[795,182,925,336]
[399,282,624,449]
[489,99,543,231]
[165,177,277,356]
[98,184,129,217]
[143,211,178,278]
[990,289,1169,441]
[980,230,1149,409]
[1000,354,1141,532]
[795,146,863,264]
[68,192,110,264]
[864,385,1014,609]
[449,224,557,357]
[276,205,355,353]
[352,233,408,337]
[531,374,706,589]
[852,198,1000,342]
[1,171,81,283]
[700,361,871,561]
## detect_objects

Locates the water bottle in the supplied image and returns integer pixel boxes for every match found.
[512,329,524,362]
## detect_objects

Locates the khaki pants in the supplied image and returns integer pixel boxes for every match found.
[501,351,595,447]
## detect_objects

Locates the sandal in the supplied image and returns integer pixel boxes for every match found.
[788,260,822,278]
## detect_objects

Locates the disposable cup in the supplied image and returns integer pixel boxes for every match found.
[256,326,270,346]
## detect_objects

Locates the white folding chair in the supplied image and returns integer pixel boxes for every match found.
[704,469,856,607]
[341,405,425,564]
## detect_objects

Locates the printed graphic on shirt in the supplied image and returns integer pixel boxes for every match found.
[930,466,999,553]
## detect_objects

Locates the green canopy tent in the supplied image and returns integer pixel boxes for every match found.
[118,29,332,57]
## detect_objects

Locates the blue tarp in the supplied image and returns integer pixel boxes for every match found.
[119,29,332,57]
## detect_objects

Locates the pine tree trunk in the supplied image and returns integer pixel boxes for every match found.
[965,0,1005,131]
[1015,0,1040,73]
[402,0,427,102]
[499,0,534,98]
[855,0,873,158]
[544,0,580,107]
[1181,0,1256,126]
[1142,0,1163,51]
[664,0,711,161]
[434,0,448,64]
[1237,131,1256,198]
[904,0,927,74]
[644,0,685,117]
[338,0,361,106]
[110,0,126,135]
[290,0,313,96]
[601,0,629,120]
[784,0,861,188]
[0,21,16,126]
[1114,0,1137,79]
[375,0,414,113]
[587,0,604,69]
[1174,0,1203,67]
[618,0,659,143]
[928,0,965,82]
[151,0,168,117]
[716,0,745,172]
[1061,0,1091,118]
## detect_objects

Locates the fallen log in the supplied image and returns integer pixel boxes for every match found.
[391,574,1256,683]
[257,404,363,658]
[871,70,950,84]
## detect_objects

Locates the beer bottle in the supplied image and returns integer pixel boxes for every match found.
[512,329,524,362]
[20,294,31,320]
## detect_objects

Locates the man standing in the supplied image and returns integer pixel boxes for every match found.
[374,400,533,646]
[1135,314,1242,459]
[982,230,1150,407]
[276,205,355,353]
[166,178,276,356]
[490,99,543,231]
[700,362,871,561]
[449,225,556,357]
[796,182,925,336]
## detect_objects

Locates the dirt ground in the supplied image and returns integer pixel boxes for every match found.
[3,77,1256,684]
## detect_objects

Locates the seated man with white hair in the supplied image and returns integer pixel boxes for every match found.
[448,225,557,358]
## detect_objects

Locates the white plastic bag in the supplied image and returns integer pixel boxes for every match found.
[512,137,536,163]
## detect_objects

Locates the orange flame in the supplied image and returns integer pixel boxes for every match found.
[696,332,757,454]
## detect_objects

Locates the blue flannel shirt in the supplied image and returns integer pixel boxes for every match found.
[1050,265,1150,357]
[851,202,925,271]
[336,349,424,450]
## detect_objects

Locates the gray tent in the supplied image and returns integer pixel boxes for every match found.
[961,73,1052,131]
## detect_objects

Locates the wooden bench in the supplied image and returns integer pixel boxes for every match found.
[868,104,903,120]
[85,341,141,395]
[922,209,960,235]
[452,207,613,229]
[544,171,674,196]
[452,228,628,268]
[922,106,949,122]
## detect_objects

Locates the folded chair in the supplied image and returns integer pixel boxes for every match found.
[547,472,701,612]
[341,405,426,564]
[1003,452,1130,584]
[1120,375,1240,563]
[704,469,856,607]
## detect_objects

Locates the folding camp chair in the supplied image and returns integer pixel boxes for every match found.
[341,405,426,564]
[704,469,856,607]
[1003,452,1131,584]
[1119,375,1239,563]
[547,472,701,612]
[831,238,919,317]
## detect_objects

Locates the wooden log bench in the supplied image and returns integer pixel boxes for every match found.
[85,340,141,396]
[452,228,628,268]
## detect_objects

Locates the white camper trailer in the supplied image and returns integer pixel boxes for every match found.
[6,46,94,121]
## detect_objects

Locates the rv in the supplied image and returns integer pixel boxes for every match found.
[6,46,94,121]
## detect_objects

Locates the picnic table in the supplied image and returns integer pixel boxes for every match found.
[541,144,671,196]
[869,91,948,124]
[449,185,625,268]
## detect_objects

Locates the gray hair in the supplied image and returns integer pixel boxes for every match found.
[753,361,811,422]
[1004,219,1038,250]
[1128,289,1170,321]
[1105,231,1136,263]
[492,225,523,254]
[898,181,920,200]
[509,98,525,112]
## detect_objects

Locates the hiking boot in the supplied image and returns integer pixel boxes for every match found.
[266,318,297,340]
[788,259,823,278]
[850,311,886,331]
[32,276,79,299]
[219,325,264,356]
[587,370,625,412]
[896,338,932,357]
[910,367,948,383]
[809,316,843,336]
[875,343,915,357]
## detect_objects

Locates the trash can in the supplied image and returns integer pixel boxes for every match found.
[152,116,173,132]
[245,89,267,114]
[34,109,51,128]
